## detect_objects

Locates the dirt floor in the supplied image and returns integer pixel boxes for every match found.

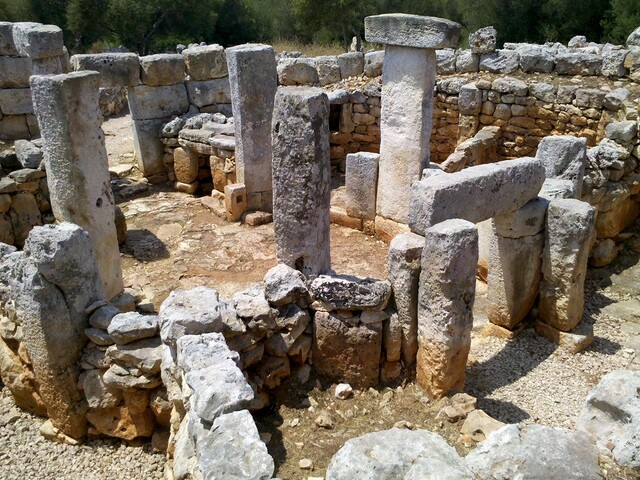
[105,113,640,479]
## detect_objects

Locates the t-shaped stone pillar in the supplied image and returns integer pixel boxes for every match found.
[365,14,461,224]
[31,71,124,299]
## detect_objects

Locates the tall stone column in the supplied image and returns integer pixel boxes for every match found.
[226,44,278,212]
[272,87,331,277]
[31,71,123,299]
[417,219,477,398]
[365,14,461,224]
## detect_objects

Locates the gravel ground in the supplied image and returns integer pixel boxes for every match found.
[0,387,165,480]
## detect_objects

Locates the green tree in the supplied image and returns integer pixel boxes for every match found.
[540,0,609,44]
[602,0,640,44]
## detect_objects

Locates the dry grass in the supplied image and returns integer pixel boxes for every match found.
[271,38,345,56]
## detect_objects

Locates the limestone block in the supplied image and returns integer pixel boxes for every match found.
[539,178,578,200]
[107,312,158,345]
[555,52,602,75]
[182,44,227,81]
[493,197,548,238]
[488,230,544,329]
[128,84,189,120]
[31,71,123,299]
[0,22,18,56]
[0,89,33,115]
[277,58,318,85]
[310,275,391,311]
[540,199,595,331]
[9,192,41,247]
[479,50,520,73]
[272,87,331,277]
[364,14,461,49]
[605,120,637,143]
[518,45,556,73]
[224,183,247,222]
[0,57,32,89]
[0,335,46,414]
[458,84,482,115]
[345,152,379,220]
[535,135,587,197]
[185,78,230,108]
[603,88,629,111]
[409,157,545,235]
[529,82,557,102]
[14,139,42,169]
[13,23,63,60]
[437,48,456,74]
[173,147,199,184]
[377,45,436,223]
[32,55,63,75]
[264,263,309,306]
[338,52,364,79]
[628,27,640,47]
[132,117,171,177]
[469,26,497,54]
[601,48,629,77]
[364,50,384,77]
[455,49,479,73]
[316,56,341,85]
[313,311,381,388]
[140,54,185,86]
[387,232,424,364]
[417,219,478,398]
[226,44,277,212]
[71,53,141,87]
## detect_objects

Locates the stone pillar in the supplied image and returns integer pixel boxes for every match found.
[31,71,124,299]
[272,87,331,277]
[226,44,278,212]
[387,232,424,364]
[365,14,461,224]
[539,199,595,331]
[417,219,478,398]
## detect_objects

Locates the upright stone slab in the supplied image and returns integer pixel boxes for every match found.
[272,87,331,277]
[539,199,595,331]
[365,14,461,224]
[387,232,424,364]
[535,136,587,198]
[345,152,379,220]
[30,71,124,299]
[226,44,278,212]
[417,219,478,398]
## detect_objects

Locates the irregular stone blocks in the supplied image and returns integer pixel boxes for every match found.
[226,44,278,212]
[365,14,461,49]
[535,135,587,198]
[338,52,364,79]
[71,53,141,87]
[313,311,382,388]
[185,78,231,108]
[345,152,379,220]
[128,84,189,121]
[182,44,227,81]
[13,23,63,60]
[0,21,18,56]
[0,88,33,115]
[409,157,545,235]
[539,199,596,331]
[0,56,32,89]
[387,232,424,364]
[272,87,331,277]
[139,54,185,86]
[310,275,391,311]
[31,71,123,299]
[417,219,478,398]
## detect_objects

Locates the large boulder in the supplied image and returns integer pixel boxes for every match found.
[326,428,474,479]
[576,370,640,468]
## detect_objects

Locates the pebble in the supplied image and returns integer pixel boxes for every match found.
[314,411,335,429]
[299,458,313,470]
[335,383,353,400]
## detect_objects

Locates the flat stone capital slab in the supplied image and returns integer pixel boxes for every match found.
[365,14,461,49]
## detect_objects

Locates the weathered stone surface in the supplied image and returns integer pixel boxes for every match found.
[277,58,319,86]
[5,223,104,438]
[0,21,18,56]
[469,26,497,54]
[539,178,577,200]
[107,312,158,345]
[226,44,277,211]
[84,328,114,346]
[535,135,587,197]
[272,87,331,277]
[590,238,618,267]
[466,424,602,479]
[182,44,227,81]
[436,48,456,74]
[185,78,231,108]
[106,337,163,374]
[8,192,41,247]
[417,219,477,398]
[14,139,42,168]
[488,231,544,329]
[70,53,141,87]
[345,152,379,220]
[316,56,341,85]
[13,23,63,60]
[409,157,545,235]
[132,117,171,177]
[455,49,480,73]
[493,197,548,238]
[233,284,276,331]
[31,71,123,299]
[576,370,640,468]
[310,275,391,311]
[518,45,556,73]
[479,50,520,73]
[87,404,155,440]
[326,428,474,480]
[458,84,482,115]
[128,84,189,120]
[387,232,424,364]
[602,48,629,77]
[627,27,640,47]
[0,89,33,115]
[0,336,46,415]
[364,50,384,77]
[103,363,161,390]
[606,120,637,143]
[139,54,185,86]
[338,52,364,79]
[460,409,506,442]
[263,263,309,306]
[0,57,32,89]
[534,319,594,353]
[540,199,595,331]
[313,311,381,388]
[376,45,436,223]
[89,304,120,330]
[192,410,274,480]
[365,14,461,49]
[82,369,122,409]
[555,52,602,75]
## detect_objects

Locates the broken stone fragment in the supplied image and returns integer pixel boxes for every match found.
[107,312,158,345]
[263,263,310,307]
[106,337,163,374]
[309,275,392,311]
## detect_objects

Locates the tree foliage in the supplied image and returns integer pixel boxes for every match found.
[1,0,640,54]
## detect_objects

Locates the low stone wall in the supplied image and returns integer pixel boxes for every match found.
[0,22,69,141]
